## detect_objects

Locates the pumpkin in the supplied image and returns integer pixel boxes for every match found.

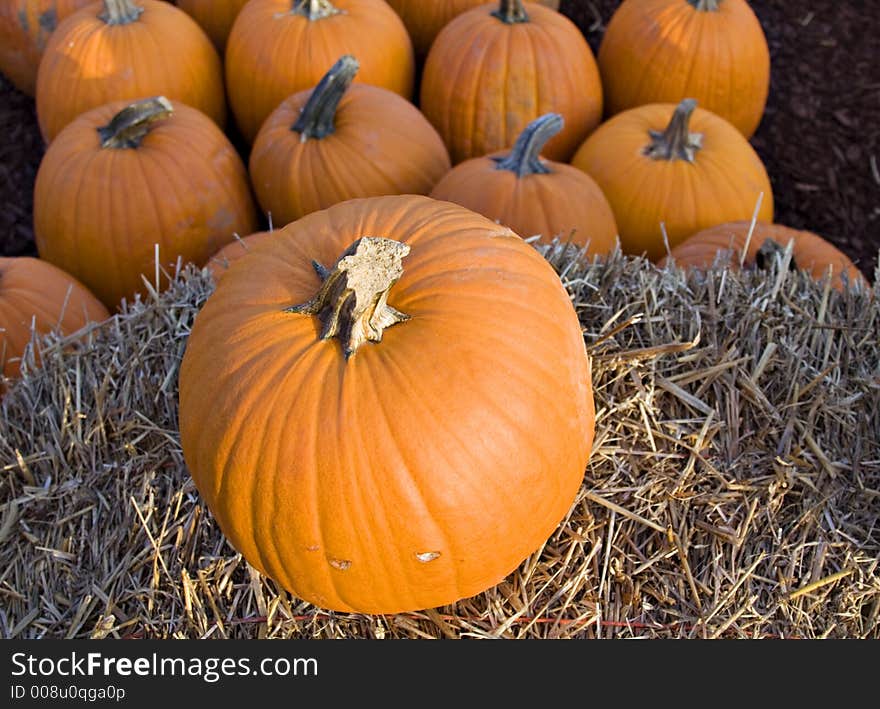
[35,0,225,143]
[226,0,415,144]
[430,113,618,254]
[175,0,248,52]
[0,256,108,384]
[206,230,274,281]
[385,0,560,59]
[598,0,770,139]
[571,99,774,262]
[659,221,868,291]
[34,96,259,310]
[249,55,451,228]
[420,0,603,164]
[0,0,93,96]
[178,194,595,614]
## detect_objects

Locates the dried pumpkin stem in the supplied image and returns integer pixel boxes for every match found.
[492,0,529,24]
[644,98,704,163]
[292,0,340,20]
[689,0,721,11]
[99,0,144,25]
[755,238,799,272]
[286,237,411,358]
[292,55,359,140]
[493,113,563,178]
[97,96,173,149]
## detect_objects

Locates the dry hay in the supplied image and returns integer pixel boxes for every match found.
[1,245,878,640]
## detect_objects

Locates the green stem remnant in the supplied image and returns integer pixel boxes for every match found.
[286,238,411,359]
[644,98,704,163]
[99,0,144,25]
[492,0,529,24]
[689,0,721,11]
[292,0,340,20]
[292,55,359,141]
[493,113,563,178]
[97,96,173,149]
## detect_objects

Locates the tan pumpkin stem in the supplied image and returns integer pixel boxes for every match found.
[292,0,340,20]
[99,0,144,24]
[494,113,563,177]
[293,55,359,140]
[755,238,799,272]
[97,96,173,149]
[286,237,411,358]
[492,0,529,24]
[689,0,721,11]
[644,98,704,163]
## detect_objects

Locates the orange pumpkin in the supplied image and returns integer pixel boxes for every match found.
[249,55,451,228]
[430,113,618,254]
[598,0,770,139]
[420,0,603,164]
[571,99,774,262]
[0,0,93,96]
[660,221,868,291]
[0,256,108,384]
[206,230,274,281]
[178,194,595,614]
[36,0,225,143]
[226,0,415,144]
[175,0,248,52]
[34,96,259,310]
[385,0,559,59]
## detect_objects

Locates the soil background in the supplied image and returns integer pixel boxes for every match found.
[1,0,878,278]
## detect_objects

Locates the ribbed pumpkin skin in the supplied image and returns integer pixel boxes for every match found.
[178,195,595,614]
[386,0,559,58]
[660,221,868,290]
[0,0,93,96]
[598,0,770,139]
[0,256,108,381]
[34,100,259,310]
[176,0,248,51]
[226,0,415,144]
[420,3,602,164]
[36,0,225,142]
[249,84,451,228]
[571,103,773,262]
[206,230,274,281]
[430,157,618,254]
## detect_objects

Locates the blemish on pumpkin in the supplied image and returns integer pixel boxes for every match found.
[328,558,351,570]
[39,9,57,33]
[18,10,29,33]
[306,545,319,552]
[415,551,441,563]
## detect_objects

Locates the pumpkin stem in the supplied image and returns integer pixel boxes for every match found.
[644,98,704,163]
[286,237,411,359]
[493,113,563,178]
[99,0,144,25]
[291,0,341,20]
[689,0,721,11]
[755,238,799,272]
[97,96,173,149]
[492,0,529,24]
[292,55,359,140]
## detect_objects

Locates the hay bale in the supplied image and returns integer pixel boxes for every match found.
[1,247,878,639]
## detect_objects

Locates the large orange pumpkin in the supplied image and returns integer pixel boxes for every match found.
[420,0,603,164]
[175,0,248,52]
[660,221,868,291]
[225,0,415,144]
[0,256,108,384]
[571,99,773,262]
[178,194,595,614]
[34,96,259,310]
[598,0,770,139]
[430,113,618,254]
[385,0,559,58]
[249,55,451,228]
[35,0,225,142]
[206,230,274,282]
[0,0,93,96]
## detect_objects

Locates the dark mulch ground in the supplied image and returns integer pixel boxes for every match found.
[2,1,878,278]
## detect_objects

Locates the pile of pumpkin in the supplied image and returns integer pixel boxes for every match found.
[0,0,869,615]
